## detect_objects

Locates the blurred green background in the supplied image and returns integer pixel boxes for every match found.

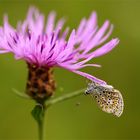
[0,0,140,139]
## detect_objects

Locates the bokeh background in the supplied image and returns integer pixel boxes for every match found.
[0,0,140,139]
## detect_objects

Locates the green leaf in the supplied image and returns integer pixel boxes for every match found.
[12,88,30,99]
[31,104,45,124]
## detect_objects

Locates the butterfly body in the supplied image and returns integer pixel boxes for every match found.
[85,82,124,117]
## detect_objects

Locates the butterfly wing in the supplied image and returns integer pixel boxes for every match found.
[112,89,124,117]
[92,88,124,117]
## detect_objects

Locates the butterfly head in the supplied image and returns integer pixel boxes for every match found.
[85,82,99,95]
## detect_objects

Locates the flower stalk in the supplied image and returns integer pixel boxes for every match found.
[30,88,85,140]
[38,117,44,140]
[31,103,45,140]
[46,88,86,108]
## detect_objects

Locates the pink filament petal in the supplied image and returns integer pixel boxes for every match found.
[69,69,106,85]
[88,38,120,58]
[98,24,114,45]
[45,11,56,35]
[0,50,10,53]
[58,62,101,70]
[83,20,110,54]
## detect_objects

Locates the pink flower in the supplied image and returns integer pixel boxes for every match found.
[0,7,119,85]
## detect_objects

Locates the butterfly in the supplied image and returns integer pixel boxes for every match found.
[85,82,124,117]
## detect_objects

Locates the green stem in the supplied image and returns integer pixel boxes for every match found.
[46,88,86,108]
[37,88,85,140]
[31,104,45,140]
[31,88,85,140]
[38,116,44,140]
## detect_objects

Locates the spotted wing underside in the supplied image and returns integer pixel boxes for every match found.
[92,88,124,117]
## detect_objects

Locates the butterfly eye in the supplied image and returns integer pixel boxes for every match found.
[85,91,89,94]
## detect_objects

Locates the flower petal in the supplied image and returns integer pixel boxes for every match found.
[45,11,56,35]
[88,38,120,58]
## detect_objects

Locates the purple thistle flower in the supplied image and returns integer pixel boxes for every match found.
[0,7,119,100]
